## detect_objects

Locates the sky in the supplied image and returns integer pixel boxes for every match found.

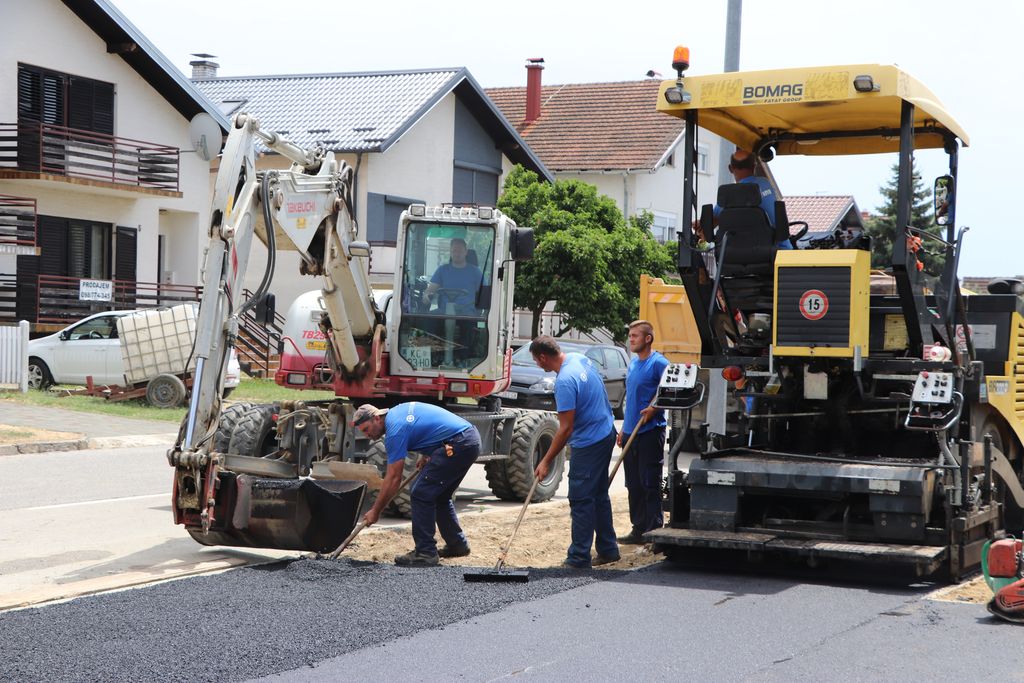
[109,0,1023,277]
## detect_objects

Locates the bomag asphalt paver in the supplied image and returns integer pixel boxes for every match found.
[645,51,1024,580]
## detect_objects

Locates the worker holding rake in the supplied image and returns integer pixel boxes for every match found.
[353,402,480,567]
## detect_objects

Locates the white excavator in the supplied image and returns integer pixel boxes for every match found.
[167,113,562,552]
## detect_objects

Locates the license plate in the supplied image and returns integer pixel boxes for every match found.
[495,391,518,400]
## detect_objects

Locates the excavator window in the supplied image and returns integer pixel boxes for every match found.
[397,222,495,371]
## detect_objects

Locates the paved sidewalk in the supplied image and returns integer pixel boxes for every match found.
[0,403,177,455]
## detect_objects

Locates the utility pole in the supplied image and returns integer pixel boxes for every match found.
[718,0,742,187]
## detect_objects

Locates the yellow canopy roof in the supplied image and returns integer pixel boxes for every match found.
[657,64,969,155]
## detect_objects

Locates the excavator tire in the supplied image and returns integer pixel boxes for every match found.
[228,404,279,458]
[485,409,564,502]
[364,440,414,518]
[213,402,253,453]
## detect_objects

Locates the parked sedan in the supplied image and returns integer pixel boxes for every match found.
[497,341,629,417]
[27,310,240,394]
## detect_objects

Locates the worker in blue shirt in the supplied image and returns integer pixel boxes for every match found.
[353,402,480,567]
[699,149,794,250]
[617,320,670,544]
[531,336,620,568]
[421,237,484,314]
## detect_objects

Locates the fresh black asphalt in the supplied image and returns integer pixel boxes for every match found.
[0,558,604,682]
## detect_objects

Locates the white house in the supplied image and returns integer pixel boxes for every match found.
[192,64,552,313]
[0,0,228,331]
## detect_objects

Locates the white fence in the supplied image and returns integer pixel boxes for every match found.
[0,321,29,392]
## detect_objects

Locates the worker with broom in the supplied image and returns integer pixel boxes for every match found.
[616,320,670,545]
[531,336,620,568]
[353,403,480,567]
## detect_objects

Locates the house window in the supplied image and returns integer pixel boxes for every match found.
[652,211,678,243]
[366,192,424,244]
[18,63,115,135]
[697,144,710,174]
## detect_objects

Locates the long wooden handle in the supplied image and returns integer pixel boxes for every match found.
[608,398,659,485]
[327,460,423,559]
[494,476,540,572]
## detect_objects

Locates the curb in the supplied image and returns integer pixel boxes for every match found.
[0,432,178,456]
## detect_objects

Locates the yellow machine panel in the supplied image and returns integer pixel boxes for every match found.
[639,276,701,364]
[772,249,871,358]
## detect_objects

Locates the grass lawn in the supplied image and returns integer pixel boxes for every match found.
[0,379,338,423]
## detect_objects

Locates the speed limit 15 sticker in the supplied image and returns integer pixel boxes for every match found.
[799,289,829,321]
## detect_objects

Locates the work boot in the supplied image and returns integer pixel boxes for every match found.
[592,554,621,567]
[617,531,645,545]
[394,550,439,567]
[561,559,591,570]
[437,542,471,558]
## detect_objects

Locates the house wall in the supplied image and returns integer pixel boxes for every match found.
[552,131,722,243]
[242,92,524,316]
[0,0,214,307]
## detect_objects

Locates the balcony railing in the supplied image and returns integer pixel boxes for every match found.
[0,122,180,192]
[0,193,37,247]
[23,275,200,324]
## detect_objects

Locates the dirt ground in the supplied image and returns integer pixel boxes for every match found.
[0,424,81,445]
[929,576,993,604]
[343,490,664,570]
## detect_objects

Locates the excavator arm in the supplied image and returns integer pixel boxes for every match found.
[168,113,378,545]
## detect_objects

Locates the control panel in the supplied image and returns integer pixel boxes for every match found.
[656,363,703,410]
[911,371,954,404]
[661,363,699,390]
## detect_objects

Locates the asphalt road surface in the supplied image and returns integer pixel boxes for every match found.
[1,556,1019,682]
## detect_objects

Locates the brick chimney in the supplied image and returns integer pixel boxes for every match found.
[525,58,545,124]
[189,53,219,79]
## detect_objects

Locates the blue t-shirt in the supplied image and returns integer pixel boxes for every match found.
[622,351,670,437]
[714,175,793,250]
[383,402,471,464]
[430,263,484,313]
[554,352,615,448]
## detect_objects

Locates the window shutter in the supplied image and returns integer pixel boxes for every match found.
[93,82,115,135]
[115,227,137,281]
[68,77,94,132]
[67,220,89,279]
[17,66,42,122]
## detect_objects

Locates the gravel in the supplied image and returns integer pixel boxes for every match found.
[0,558,608,682]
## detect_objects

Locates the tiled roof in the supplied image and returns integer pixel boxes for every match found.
[485,80,685,172]
[194,69,463,152]
[783,195,860,235]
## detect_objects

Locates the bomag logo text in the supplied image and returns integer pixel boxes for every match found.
[742,83,804,103]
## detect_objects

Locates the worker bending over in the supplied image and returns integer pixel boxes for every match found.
[354,402,479,567]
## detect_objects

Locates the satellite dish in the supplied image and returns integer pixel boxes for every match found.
[188,113,223,161]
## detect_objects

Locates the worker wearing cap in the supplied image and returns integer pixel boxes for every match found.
[353,402,479,567]
[531,335,620,568]
[617,320,669,545]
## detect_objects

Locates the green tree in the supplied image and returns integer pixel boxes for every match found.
[864,160,944,272]
[498,166,675,342]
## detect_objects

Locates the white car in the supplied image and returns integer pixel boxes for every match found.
[27,310,241,395]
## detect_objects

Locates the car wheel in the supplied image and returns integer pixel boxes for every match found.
[613,396,624,420]
[212,402,253,453]
[146,374,188,408]
[27,358,53,390]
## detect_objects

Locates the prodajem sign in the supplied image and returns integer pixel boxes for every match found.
[79,279,113,302]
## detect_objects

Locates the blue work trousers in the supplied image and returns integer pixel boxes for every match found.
[622,426,665,534]
[409,427,480,556]
[566,429,618,566]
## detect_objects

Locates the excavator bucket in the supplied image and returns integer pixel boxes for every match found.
[187,473,366,553]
